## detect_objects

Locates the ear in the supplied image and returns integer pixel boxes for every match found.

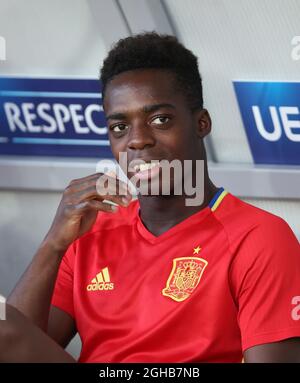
[194,109,211,138]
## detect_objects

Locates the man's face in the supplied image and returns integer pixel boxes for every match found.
[103,69,209,191]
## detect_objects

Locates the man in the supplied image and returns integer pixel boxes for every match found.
[1,32,300,363]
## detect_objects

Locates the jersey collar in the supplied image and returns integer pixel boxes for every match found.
[135,187,228,244]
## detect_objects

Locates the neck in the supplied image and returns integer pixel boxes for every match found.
[138,177,218,237]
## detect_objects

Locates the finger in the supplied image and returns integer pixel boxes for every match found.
[68,172,102,186]
[71,184,132,207]
[98,192,132,207]
[96,174,132,197]
[75,199,119,213]
[67,173,129,195]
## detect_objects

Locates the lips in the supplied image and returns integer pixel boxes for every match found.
[134,163,161,180]
[133,162,159,172]
[129,159,161,181]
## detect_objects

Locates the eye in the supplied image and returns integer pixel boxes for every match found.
[151,116,171,125]
[111,124,128,133]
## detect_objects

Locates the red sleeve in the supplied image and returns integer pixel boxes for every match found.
[229,216,300,352]
[51,243,75,319]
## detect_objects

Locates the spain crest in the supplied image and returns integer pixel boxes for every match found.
[162,257,208,302]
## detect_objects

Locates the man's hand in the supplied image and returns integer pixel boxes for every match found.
[43,172,132,253]
[7,171,132,331]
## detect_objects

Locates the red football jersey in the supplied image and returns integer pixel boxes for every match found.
[51,188,300,362]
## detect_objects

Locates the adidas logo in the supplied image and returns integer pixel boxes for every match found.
[87,267,114,291]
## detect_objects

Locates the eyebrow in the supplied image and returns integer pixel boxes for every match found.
[106,103,176,121]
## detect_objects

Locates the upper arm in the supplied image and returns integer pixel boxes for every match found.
[0,304,76,363]
[244,337,300,362]
[49,243,77,348]
[47,305,77,348]
[230,216,300,354]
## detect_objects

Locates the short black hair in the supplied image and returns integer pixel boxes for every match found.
[100,32,203,111]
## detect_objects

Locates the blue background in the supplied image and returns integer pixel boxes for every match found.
[233,81,300,165]
[0,77,113,158]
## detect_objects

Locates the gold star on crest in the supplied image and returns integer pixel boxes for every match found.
[193,246,201,254]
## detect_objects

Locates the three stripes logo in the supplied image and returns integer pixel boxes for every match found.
[87,267,114,291]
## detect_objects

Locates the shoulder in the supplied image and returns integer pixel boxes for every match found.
[218,195,300,303]
[213,192,299,251]
[212,193,299,281]
[214,192,287,228]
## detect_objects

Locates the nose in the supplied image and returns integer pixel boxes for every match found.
[127,123,155,151]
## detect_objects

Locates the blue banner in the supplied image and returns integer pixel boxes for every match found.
[0,76,113,158]
[233,81,300,165]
